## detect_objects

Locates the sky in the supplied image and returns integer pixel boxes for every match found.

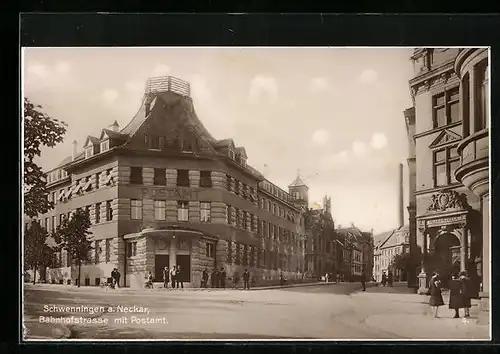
[23,47,415,235]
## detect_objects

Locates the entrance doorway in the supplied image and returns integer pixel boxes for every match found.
[176,255,191,282]
[433,232,460,287]
[154,255,170,282]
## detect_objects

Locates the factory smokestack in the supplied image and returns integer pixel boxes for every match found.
[398,163,404,228]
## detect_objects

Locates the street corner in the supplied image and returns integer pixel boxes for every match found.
[363,313,490,340]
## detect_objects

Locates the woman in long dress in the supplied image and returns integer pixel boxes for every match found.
[459,271,472,318]
[429,272,444,318]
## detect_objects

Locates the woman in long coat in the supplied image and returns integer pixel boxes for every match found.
[448,273,464,318]
[429,272,444,318]
[459,271,472,318]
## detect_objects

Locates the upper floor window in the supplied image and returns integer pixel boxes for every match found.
[177,170,190,187]
[130,167,143,184]
[96,172,100,189]
[131,199,143,220]
[154,168,166,186]
[127,242,137,257]
[433,145,460,187]
[85,146,93,159]
[200,171,212,188]
[100,139,109,152]
[154,200,166,220]
[177,201,189,221]
[206,242,215,258]
[149,135,160,150]
[95,203,101,224]
[200,202,211,223]
[432,86,459,128]
[181,139,193,153]
[106,200,113,221]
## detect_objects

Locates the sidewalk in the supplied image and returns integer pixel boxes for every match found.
[24,281,343,293]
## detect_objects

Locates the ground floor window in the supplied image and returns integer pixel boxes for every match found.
[127,242,137,257]
[206,242,215,258]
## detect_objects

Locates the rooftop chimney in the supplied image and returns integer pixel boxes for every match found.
[398,163,404,228]
[72,140,77,161]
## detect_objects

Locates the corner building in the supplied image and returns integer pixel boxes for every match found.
[36,76,307,288]
[406,49,489,313]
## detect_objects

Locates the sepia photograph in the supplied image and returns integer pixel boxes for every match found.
[21,47,491,341]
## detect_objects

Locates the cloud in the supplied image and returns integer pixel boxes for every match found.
[27,62,50,78]
[352,140,367,156]
[151,64,170,77]
[54,61,71,75]
[359,69,378,84]
[308,77,330,92]
[248,75,278,103]
[188,74,211,101]
[101,89,119,103]
[320,150,350,170]
[311,129,330,146]
[370,132,388,149]
[124,80,144,93]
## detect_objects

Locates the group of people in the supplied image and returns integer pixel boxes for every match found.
[157,266,185,289]
[428,270,472,318]
[201,268,252,290]
[380,270,393,287]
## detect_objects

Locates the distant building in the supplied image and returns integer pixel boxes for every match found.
[336,224,374,281]
[373,225,410,282]
[303,196,336,279]
[406,47,489,315]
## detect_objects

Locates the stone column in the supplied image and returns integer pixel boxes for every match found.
[460,225,468,272]
[189,170,200,188]
[251,214,258,234]
[169,237,177,269]
[166,169,177,189]
[90,173,98,191]
[143,167,154,186]
[145,237,155,279]
[216,239,228,267]
[469,67,476,134]
[99,201,107,223]
[229,176,236,194]
[116,198,130,221]
[245,212,252,232]
[480,193,490,311]
[417,224,429,294]
[210,202,227,224]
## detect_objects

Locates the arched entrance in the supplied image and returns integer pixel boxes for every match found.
[433,232,461,286]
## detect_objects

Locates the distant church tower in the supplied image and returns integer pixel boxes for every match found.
[323,195,332,216]
[288,171,309,209]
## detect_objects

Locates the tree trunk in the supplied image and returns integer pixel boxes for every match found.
[78,260,81,288]
[32,265,37,285]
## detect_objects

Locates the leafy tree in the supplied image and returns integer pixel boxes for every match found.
[54,209,93,287]
[24,221,54,284]
[24,98,67,218]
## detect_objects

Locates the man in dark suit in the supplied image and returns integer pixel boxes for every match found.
[211,268,218,288]
[361,268,366,291]
[243,269,251,290]
[202,269,209,288]
[176,265,184,289]
[219,267,226,289]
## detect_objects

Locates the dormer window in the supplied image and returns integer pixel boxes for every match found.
[181,139,193,153]
[228,149,236,160]
[100,139,110,153]
[85,146,93,159]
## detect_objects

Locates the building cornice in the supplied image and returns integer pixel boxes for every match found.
[413,121,461,140]
[414,182,463,196]
[409,61,457,96]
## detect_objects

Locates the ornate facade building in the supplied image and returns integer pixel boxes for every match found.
[336,225,374,281]
[406,48,489,313]
[26,76,309,288]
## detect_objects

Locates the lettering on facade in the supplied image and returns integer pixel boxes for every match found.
[427,215,467,228]
[427,190,469,213]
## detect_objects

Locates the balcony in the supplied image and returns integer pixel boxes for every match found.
[455,129,489,198]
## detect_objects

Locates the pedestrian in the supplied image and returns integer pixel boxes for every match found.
[381,271,387,287]
[280,272,285,287]
[459,271,472,318]
[202,268,209,288]
[428,272,444,318]
[170,266,177,289]
[110,269,117,289]
[233,271,240,289]
[176,265,184,289]
[449,273,464,318]
[388,270,393,287]
[211,268,218,288]
[220,267,226,289]
[243,269,251,290]
[116,269,121,288]
[163,266,170,288]
[361,269,366,292]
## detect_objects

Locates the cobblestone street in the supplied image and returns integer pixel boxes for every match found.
[23,282,489,340]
